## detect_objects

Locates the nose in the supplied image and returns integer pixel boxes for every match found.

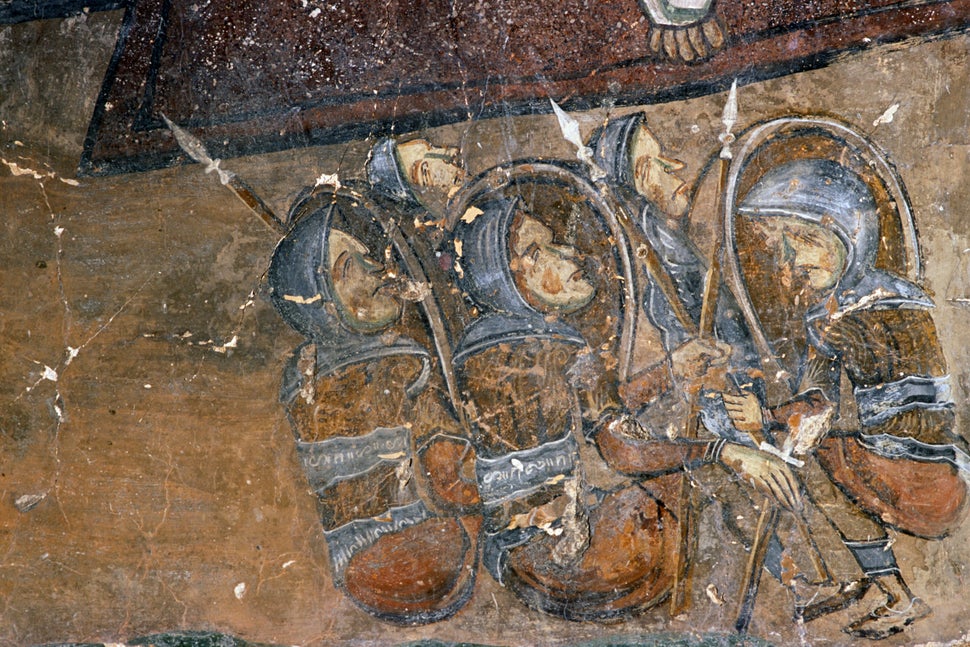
[546,243,578,260]
[357,253,384,274]
[657,156,685,173]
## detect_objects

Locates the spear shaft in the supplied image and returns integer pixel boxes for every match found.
[668,80,738,616]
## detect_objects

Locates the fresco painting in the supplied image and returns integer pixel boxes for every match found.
[3,1,970,646]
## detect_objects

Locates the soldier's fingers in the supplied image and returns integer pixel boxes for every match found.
[764,474,793,510]
[771,470,801,510]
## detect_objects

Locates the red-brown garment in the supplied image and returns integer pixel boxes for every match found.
[809,308,969,538]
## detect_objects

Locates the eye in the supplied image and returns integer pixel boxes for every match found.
[523,242,541,264]
[358,253,383,273]
[333,250,354,280]
[634,156,650,179]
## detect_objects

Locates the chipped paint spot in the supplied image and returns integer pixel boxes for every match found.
[283,293,322,304]
[15,493,47,513]
[2,158,46,179]
[2,157,80,186]
[213,336,239,353]
[234,582,247,599]
[314,172,340,189]
[873,103,900,126]
[705,583,725,605]
[460,206,483,224]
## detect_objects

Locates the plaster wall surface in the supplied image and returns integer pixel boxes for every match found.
[1,12,970,646]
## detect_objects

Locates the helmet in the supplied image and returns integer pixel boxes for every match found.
[737,158,879,287]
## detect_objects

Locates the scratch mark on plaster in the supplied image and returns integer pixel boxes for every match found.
[914,631,970,646]
[254,551,303,595]
[238,290,256,310]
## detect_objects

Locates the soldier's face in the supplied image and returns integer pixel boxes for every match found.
[630,123,689,218]
[329,229,403,332]
[743,216,848,296]
[400,141,465,192]
[510,214,595,312]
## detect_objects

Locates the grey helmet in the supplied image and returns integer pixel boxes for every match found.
[268,189,431,397]
[452,194,585,367]
[589,112,645,191]
[736,157,932,334]
[737,158,879,292]
[366,138,422,207]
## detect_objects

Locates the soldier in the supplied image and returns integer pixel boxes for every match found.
[365,135,482,515]
[266,186,478,625]
[726,156,969,639]
[588,112,759,407]
[451,168,683,621]
[588,113,867,623]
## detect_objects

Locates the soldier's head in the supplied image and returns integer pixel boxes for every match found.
[508,209,596,314]
[629,120,690,218]
[396,138,465,194]
[589,113,689,218]
[737,158,877,304]
[741,217,847,297]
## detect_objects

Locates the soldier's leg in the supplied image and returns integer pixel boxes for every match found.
[800,452,930,639]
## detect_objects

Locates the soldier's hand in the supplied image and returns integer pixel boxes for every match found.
[670,338,731,392]
[723,391,764,433]
[719,443,801,511]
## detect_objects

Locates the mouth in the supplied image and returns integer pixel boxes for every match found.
[568,269,587,284]
[372,279,401,298]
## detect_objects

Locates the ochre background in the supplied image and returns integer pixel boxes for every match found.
[2,11,970,646]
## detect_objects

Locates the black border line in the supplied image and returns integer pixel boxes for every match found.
[78,0,970,176]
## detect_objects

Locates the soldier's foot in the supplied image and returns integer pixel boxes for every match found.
[843,596,931,640]
[793,577,871,622]
[343,517,476,625]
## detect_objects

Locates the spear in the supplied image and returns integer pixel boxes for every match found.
[667,80,738,616]
[162,114,286,235]
[710,96,833,635]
